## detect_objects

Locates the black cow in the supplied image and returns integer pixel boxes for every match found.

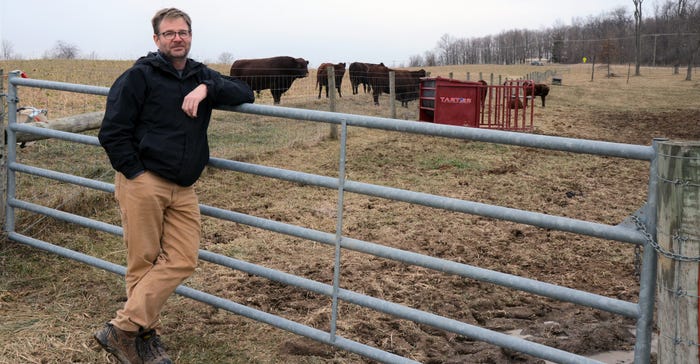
[525,82,550,107]
[349,62,379,95]
[367,63,426,107]
[316,62,346,98]
[230,56,309,105]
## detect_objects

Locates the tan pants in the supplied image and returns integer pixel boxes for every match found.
[111,171,200,333]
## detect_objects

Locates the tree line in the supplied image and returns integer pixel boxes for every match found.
[408,1,700,75]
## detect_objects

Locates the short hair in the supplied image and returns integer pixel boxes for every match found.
[151,8,192,34]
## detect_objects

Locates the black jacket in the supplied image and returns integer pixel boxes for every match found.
[99,51,254,186]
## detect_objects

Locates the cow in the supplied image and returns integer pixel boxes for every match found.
[367,63,426,107]
[525,82,550,107]
[509,99,524,109]
[316,62,346,99]
[230,56,309,105]
[348,62,378,95]
[477,80,488,113]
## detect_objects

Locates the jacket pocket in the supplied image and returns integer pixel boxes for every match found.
[139,130,186,173]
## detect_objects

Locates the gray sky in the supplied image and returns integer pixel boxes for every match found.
[1,0,649,67]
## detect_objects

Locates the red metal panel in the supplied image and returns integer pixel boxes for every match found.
[420,77,535,131]
[479,80,535,131]
[419,77,483,127]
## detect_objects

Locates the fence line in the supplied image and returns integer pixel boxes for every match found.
[4,71,660,363]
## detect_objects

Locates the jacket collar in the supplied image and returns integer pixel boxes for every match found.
[137,51,202,78]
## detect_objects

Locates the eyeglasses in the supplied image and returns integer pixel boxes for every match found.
[158,30,191,40]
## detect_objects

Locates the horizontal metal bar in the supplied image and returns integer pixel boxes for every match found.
[199,250,603,364]
[174,286,418,364]
[344,179,646,245]
[10,162,113,193]
[8,198,122,236]
[6,232,417,364]
[9,77,109,96]
[7,232,126,276]
[9,123,100,146]
[200,204,640,318]
[224,103,655,161]
[208,158,646,245]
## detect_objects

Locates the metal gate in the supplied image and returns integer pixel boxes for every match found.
[4,70,659,363]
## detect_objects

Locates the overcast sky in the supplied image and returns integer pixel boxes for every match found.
[1,0,651,67]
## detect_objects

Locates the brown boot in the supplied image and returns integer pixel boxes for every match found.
[137,330,172,364]
[94,322,142,364]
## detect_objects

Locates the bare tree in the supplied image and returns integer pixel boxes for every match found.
[1,39,14,60]
[415,1,695,68]
[672,0,689,73]
[408,54,424,67]
[423,50,437,67]
[685,1,700,80]
[46,40,80,59]
[634,0,644,75]
[437,33,455,65]
[218,52,234,65]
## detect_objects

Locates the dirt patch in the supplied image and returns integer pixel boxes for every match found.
[189,108,698,363]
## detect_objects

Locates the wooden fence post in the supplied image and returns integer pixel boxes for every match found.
[326,65,338,140]
[656,140,700,364]
[389,71,396,119]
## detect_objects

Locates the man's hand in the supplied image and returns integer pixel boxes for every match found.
[182,84,208,118]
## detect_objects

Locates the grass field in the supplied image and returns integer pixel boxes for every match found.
[1,60,699,363]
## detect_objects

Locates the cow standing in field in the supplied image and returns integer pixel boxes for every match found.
[525,82,550,107]
[367,63,426,107]
[230,56,309,105]
[349,62,368,95]
[477,79,488,112]
[349,62,379,95]
[316,62,346,98]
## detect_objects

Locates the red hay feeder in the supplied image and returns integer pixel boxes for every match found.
[419,77,535,131]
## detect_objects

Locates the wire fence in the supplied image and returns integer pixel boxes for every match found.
[1,60,697,120]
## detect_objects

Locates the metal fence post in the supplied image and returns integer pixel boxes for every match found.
[0,68,5,229]
[5,70,20,234]
[634,138,666,364]
[656,140,700,363]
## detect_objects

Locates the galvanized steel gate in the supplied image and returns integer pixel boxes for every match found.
[4,71,659,364]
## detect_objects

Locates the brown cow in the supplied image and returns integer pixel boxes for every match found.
[477,80,488,112]
[367,63,426,107]
[525,82,550,107]
[316,62,346,98]
[230,56,309,105]
[348,62,379,95]
[509,99,524,109]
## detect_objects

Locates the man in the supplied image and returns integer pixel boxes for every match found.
[95,8,254,364]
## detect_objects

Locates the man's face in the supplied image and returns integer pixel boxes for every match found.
[153,17,191,61]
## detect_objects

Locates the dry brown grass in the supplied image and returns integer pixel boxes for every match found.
[1,59,699,363]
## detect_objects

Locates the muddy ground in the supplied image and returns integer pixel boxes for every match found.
[184,104,700,364]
